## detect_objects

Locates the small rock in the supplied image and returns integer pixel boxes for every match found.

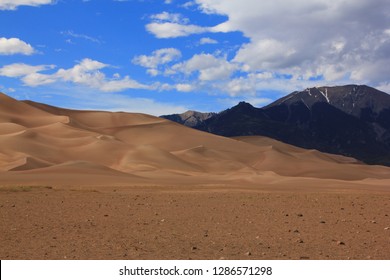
[384,227,390,230]
[320,221,326,224]
[371,220,377,224]
[293,229,300,233]
[245,251,252,256]
[297,214,303,217]
[191,246,197,250]
[300,256,310,260]
[337,241,345,246]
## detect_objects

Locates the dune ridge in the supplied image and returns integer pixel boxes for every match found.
[0,92,390,190]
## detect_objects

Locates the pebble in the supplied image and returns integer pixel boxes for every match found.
[337,241,345,246]
[384,227,390,230]
[245,251,252,256]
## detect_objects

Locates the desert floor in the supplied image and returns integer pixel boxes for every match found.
[1,185,389,260]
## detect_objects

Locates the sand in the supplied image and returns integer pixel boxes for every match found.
[0,92,389,259]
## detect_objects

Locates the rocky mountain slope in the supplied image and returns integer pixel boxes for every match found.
[162,85,390,166]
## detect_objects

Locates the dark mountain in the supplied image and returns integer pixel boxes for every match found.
[161,85,390,166]
[161,110,216,128]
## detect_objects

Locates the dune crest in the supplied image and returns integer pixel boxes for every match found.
[0,92,390,190]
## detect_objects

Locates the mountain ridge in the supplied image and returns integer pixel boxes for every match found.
[162,85,390,166]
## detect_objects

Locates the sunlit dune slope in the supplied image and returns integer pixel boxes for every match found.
[0,92,390,189]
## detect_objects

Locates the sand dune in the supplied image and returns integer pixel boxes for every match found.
[0,92,389,190]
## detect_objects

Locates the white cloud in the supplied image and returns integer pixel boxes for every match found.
[132,48,181,69]
[192,0,390,87]
[0,63,54,77]
[0,59,149,92]
[146,12,210,38]
[182,1,196,8]
[146,22,208,39]
[234,39,296,70]
[133,48,182,77]
[173,53,238,81]
[98,77,149,92]
[145,11,234,39]
[55,59,149,91]
[0,0,53,10]
[0,37,35,55]
[199,37,218,45]
[175,83,194,92]
[22,72,57,86]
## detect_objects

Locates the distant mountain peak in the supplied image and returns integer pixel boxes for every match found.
[230,101,255,111]
[267,84,390,116]
[162,84,390,166]
[161,110,216,128]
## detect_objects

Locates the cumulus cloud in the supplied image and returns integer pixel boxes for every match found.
[0,37,35,55]
[172,53,238,81]
[146,12,210,38]
[175,83,194,92]
[146,22,207,39]
[193,0,390,87]
[132,48,182,77]
[0,58,149,92]
[0,0,53,10]
[133,48,181,69]
[0,63,54,77]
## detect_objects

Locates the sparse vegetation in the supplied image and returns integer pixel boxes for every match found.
[0,186,53,192]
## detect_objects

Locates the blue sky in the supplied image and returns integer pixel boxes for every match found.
[1,0,389,115]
